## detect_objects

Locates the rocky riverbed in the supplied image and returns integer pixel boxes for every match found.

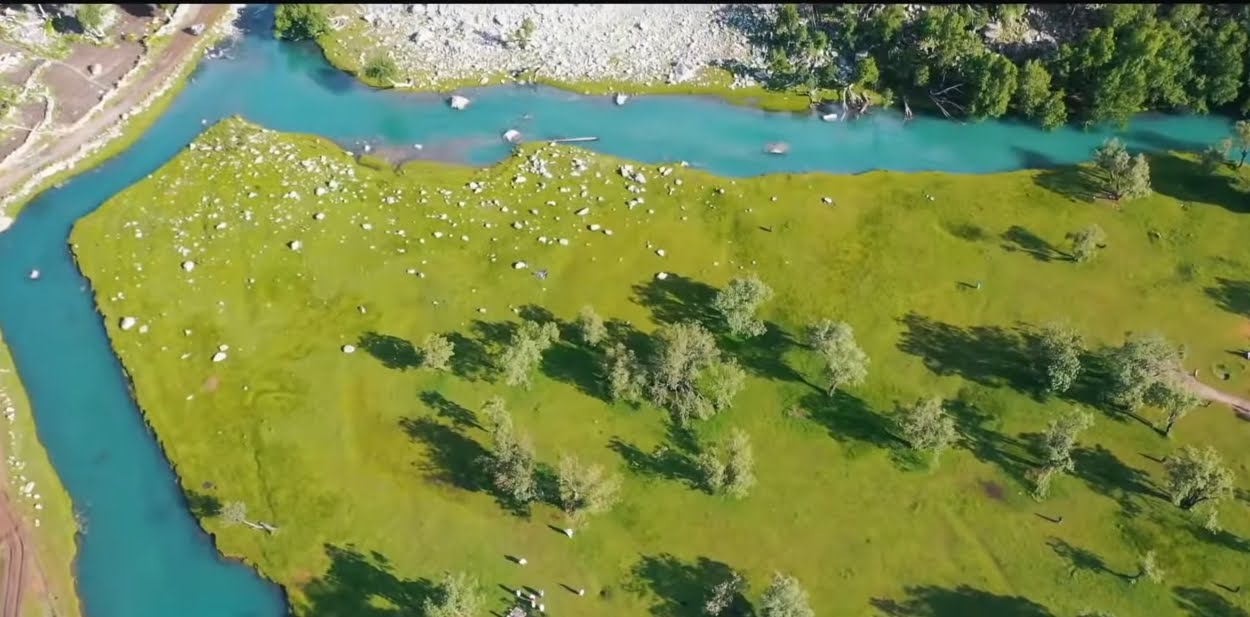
[328,4,775,89]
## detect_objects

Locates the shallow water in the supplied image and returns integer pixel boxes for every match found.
[0,7,1237,617]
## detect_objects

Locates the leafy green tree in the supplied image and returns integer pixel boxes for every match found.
[557,454,621,522]
[1201,138,1233,172]
[1014,60,1053,119]
[1035,322,1083,395]
[714,275,773,337]
[1038,90,1069,130]
[1033,410,1094,499]
[420,334,454,371]
[1234,120,1250,168]
[696,448,727,493]
[499,320,560,388]
[704,570,746,616]
[853,55,879,88]
[75,4,106,37]
[1165,445,1233,510]
[806,319,869,395]
[648,322,743,424]
[1067,224,1107,263]
[1091,138,1151,201]
[1128,550,1163,585]
[363,54,399,83]
[723,428,756,498]
[965,51,1018,119]
[481,398,538,504]
[604,343,645,404]
[423,571,484,617]
[1190,14,1248,112]
[274,4,330,41]
[759,572,814,617]
[1104,332,1184,410]
[1144,380,1199,437]
[576,305,606,346]
[897,397,957,460]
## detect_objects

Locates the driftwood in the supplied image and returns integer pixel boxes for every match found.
[928,83,965,119]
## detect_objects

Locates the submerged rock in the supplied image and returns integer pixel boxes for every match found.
[449,95,470,110]
[503,129,521,143]
[614,93,629,106]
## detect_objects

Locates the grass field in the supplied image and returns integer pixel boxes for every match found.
[70,117,1250,617]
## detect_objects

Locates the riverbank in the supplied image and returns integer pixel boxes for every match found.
[0,4,239,225]
[314,3,836,112]
[68,116,1250,616]
[0,335,79,617]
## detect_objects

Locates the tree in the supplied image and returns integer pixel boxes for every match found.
[1165,445,1233,510]
[499,320,560,388]
[363,54,399,83]
[510,16,536,50]
[1234,120,1250,168]
[896,397,957,460]
[481,398,538,504]
[273,4,330,41]
[1014,60,1053,122]
[853,55,879,88]
[1144,380,1199,437]
[723,428,756,498]
[423,571,484,617]
[576,305,607,346]
[603,343,645,404]
[420,334,454,371]
[1035,322,1083,395]
[704,570,746,616]
[806,320,869,396]
[1067,224,1107,263]
[75,4,107,37]
[1201,138,1232,172]
[1128,550,1163,585]
[713,275,773,338]
[1104,333,1184,410]
[648,322,742,424]
[696,448,727,493]
[557,454,621,522]
[1091,138,1151,201]
[1033,410,1094,499]
[759,572,813,617]
[965,51,1018,119]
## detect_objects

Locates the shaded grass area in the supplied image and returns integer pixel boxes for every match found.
[69,117,1250,616]
[0,334,82,617]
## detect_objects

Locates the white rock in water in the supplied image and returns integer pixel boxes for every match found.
[656,272,669,280]
[288,240,302,251]
[503,129,521,143]
[614,93,629,106]
[513,261,528,269]
[211,351,227,363]
[120,317,137,331]
[342,344,356,354]
[0,216,12,233]
[181,261,196,272]
[765,142,790,155]
[449,95,470,110]
[575,207,590,216]
[28,270,40,280]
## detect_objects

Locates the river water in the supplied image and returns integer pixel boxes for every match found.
[0,7,1236,617]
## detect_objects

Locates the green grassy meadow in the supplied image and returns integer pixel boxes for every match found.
[70,117,1250,617]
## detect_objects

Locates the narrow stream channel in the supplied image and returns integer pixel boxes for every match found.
[0,6,1237,617]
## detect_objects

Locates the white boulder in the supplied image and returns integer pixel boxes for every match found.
[614,93,629,106]
[181,261,196,272]
[120,317,137,331]
[342,344,356,354]
[513,261,528,270]
[449,95,470,110]
[288,240,302,251]
[211,351,227,363]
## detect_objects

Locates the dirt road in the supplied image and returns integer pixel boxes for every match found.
[1180,372,1250,415]
[0,4,229,210]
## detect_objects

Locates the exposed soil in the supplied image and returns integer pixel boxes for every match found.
[1180,372,1250,415]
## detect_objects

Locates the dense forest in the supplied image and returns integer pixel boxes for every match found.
[766,4,1250,128]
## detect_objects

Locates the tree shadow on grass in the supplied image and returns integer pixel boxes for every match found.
[1046,537,1128,579]
[897,314,1036,393]
[718,322,808,385]
[608,437,701,489]
[800,390,899,455]
[1071,444,1162,517]
[629,554,753,617]
[871,585,1056,617]
[1149,153,1249,214]
[542,340,605,400]
[1033,166,1097,203]
[947,397,1037,490]
[446,320,517,382]
[418,391,480,430]
[1205,278,1250,318]
[183,489,222,518]
[398,417,487,492]
[302,544,438,617]
[632,274,720,330]
[359,332,421,370]
[1174,586,1249,617]
[945,222,991,243]
[1000,226,1067,262]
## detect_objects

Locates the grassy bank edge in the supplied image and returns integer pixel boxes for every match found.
[0,333,80,617]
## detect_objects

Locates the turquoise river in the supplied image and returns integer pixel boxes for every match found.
[0,7,1238,617]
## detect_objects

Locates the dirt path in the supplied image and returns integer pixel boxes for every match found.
[0,4,228,207]
[1179,372,1250,415]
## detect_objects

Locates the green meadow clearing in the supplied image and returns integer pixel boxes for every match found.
[70,117,1250,617]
